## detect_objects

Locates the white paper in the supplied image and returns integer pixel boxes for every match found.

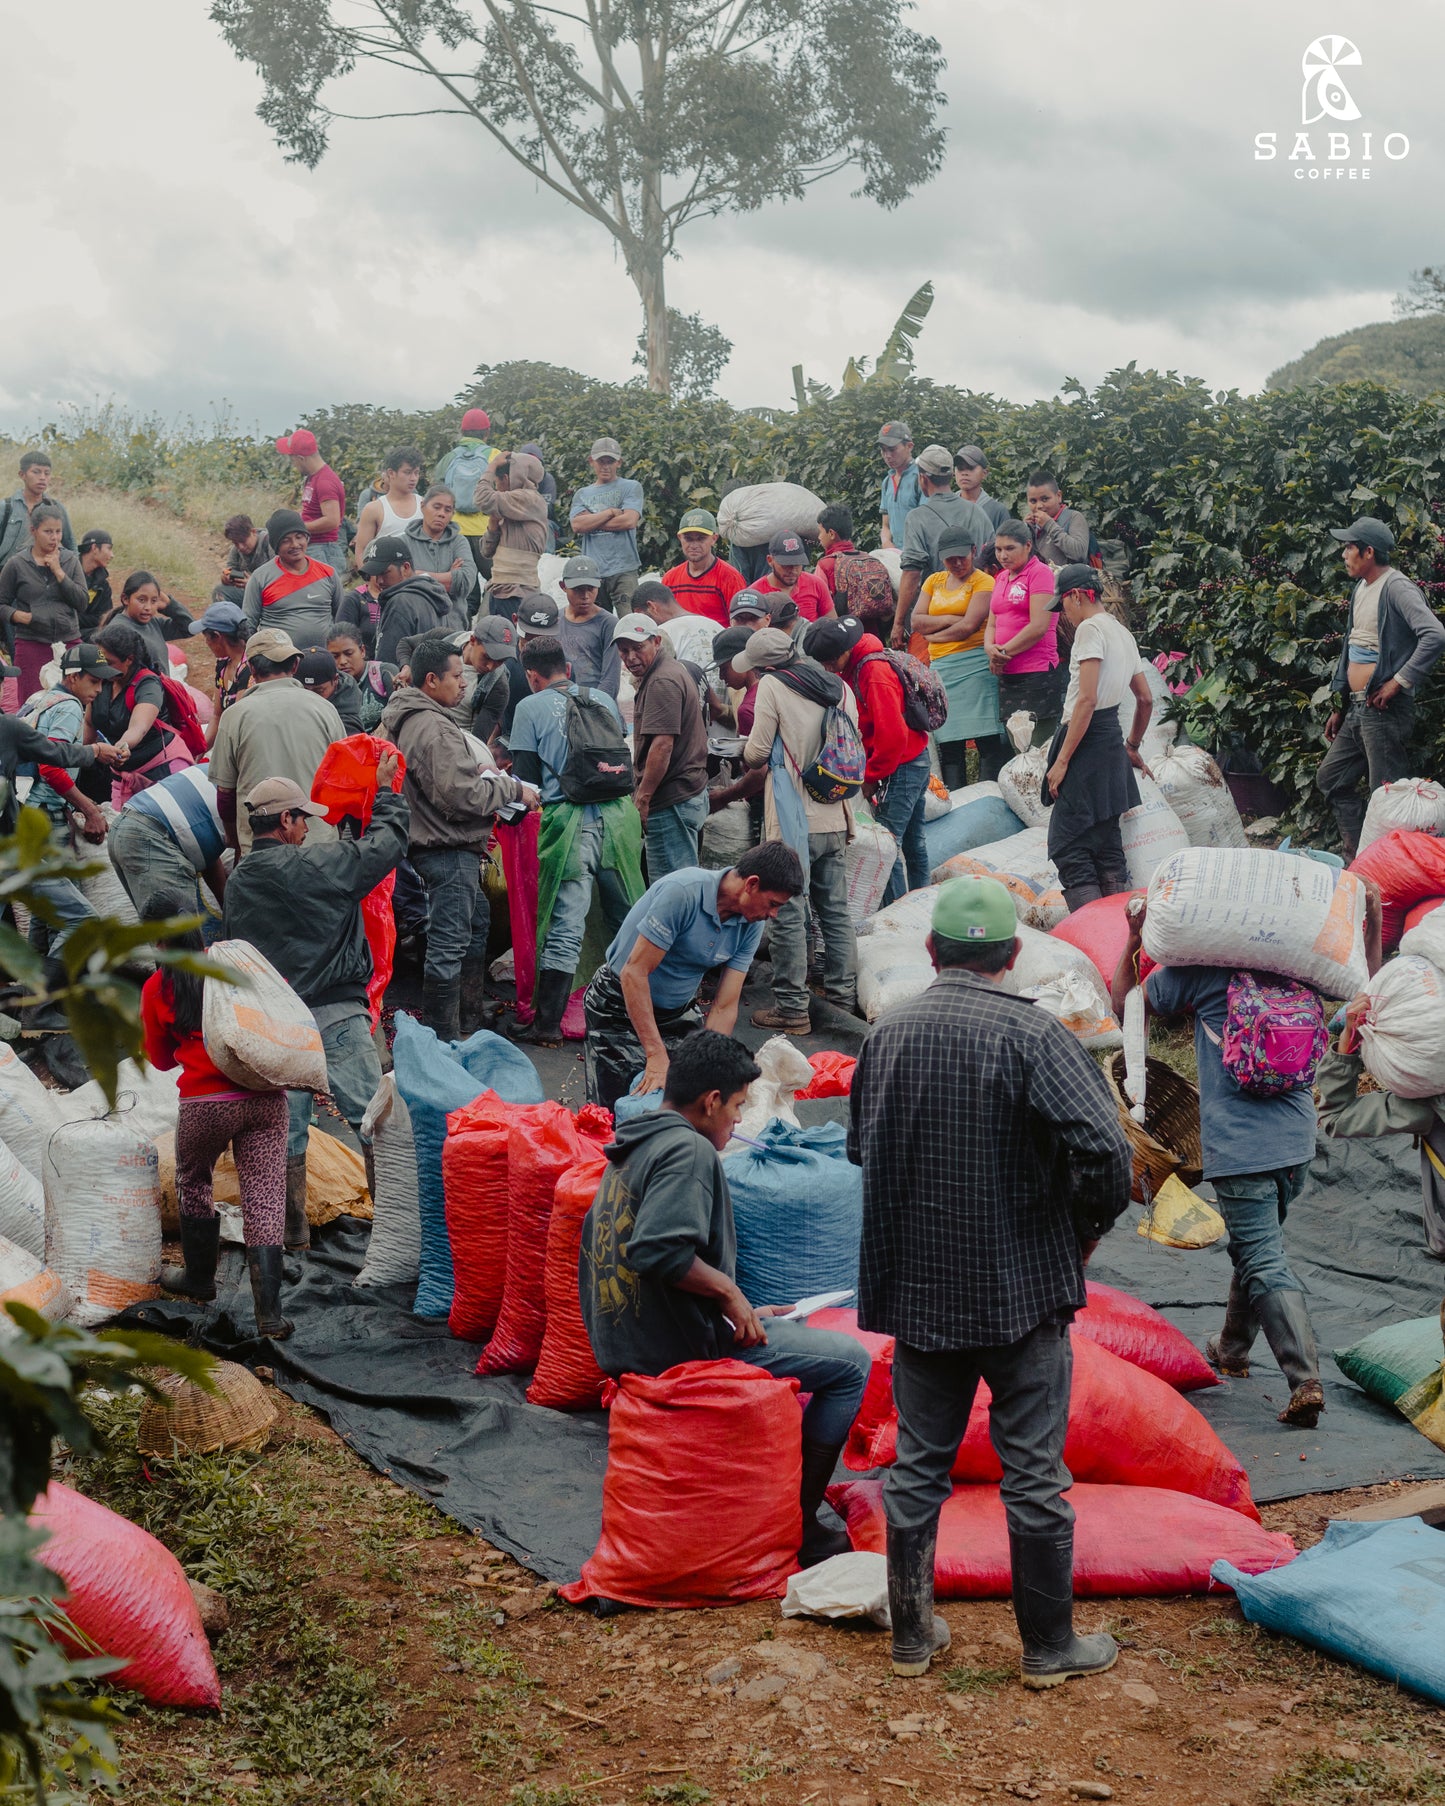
[784,1288,856,1322]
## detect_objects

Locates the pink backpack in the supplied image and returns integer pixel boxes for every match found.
[1203,972,1326,1098]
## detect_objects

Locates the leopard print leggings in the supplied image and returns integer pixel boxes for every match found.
[175,1091,288,1248]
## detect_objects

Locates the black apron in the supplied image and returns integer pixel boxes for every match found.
[1045,711,1140,861]
[582,964,704,1111]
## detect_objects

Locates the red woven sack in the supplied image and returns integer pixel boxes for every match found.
[1050,890,1148,985]
[805,1307,896,1471]
[797,1052,857,1099]
[559,1361,802,1609]
[478,1103,611,1375]
[827,1479,1295,1599]
[310,733,406,828]
[30,1482,221,1708]
[443,1091,533,1342]
[1404,896,1445,935]
[1073,1281,1219,1391]
[861,1334,1258,1519]
[1350,829,1445,948]
[528,1144,612,1410]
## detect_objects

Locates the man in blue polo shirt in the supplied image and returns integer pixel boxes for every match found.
[582,843,805,1108]
[879,421,921,550]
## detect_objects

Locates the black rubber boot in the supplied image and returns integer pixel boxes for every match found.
[284,1155,310,1252]
[422,976,461,1043]
[886,1519,952,1677]
[247,1245,294,1340]
[460,967,503,1037]
[513,969,571,1048]
[797,1439,852,1568]
[161,1215,221,1302]
[1205,1276,1258,1378]
[1011,1530,1118,1689]
[1255,1289,1325,1427]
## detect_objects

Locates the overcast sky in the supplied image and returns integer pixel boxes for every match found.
[2,1,1436,438]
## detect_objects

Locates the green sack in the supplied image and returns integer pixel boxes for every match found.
[1335,1311,1445,1412]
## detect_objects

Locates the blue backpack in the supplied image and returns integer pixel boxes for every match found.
[443,441,495,512]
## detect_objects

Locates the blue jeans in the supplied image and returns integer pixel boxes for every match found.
[770,830,858,1015]
[412,847,489,987]
[731,1317,871,1447]
[645,789,708,884]
[108,808,202,921]
[1213,1164,1309,1305]
[873,748,932,904]
[286,1004,384,1158]
[28,876,98,957]
[542,807,635,976]
[884,1321,1074,1538]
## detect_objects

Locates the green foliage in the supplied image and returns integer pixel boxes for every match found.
[794,279,935,401]
[1268,315,1445,398]
[12,402,277,511]
[941,1662,1015,1694]
[633,311,733,400]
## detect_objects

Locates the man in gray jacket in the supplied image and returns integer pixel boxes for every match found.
[1317,516,1445,856]
[379,639,540,1039]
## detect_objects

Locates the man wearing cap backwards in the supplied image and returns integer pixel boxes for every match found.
[569,438,644,614]
[1043,565,1154,913]
[878,421,921,550]
[440,408,499,565]
[894,447,992,651]
[953,446,1010,534]
[805,613,932,903]
[223,759,409,1252]
[752,530,831,623]
[354,537,453,668]
[1317,516,1445,858]
[614,612,711,879]
[276,428,346,570]
[240,510,346,651]
[209,628,345,856]
[661,508,745,627]
[474,449,549,611]
[849,875,1131,1686]
[559,556,622,699]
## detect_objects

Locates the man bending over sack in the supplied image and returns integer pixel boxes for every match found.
[580,1029,870,1568]
[582,843,804,1110]
[850,877,1131,1686]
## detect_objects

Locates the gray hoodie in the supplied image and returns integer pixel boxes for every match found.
[578,1109,738,1376]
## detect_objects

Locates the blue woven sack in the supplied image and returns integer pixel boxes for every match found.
[722,1121,862,1308]
[1214,1518,1445,1707]
[392,1014,544,1319]
[924,789,1023,871]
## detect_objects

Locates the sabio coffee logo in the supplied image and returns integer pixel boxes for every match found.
[1254,36,1410,181]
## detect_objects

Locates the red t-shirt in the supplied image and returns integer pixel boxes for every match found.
[141,971,248,1099]
[302,463,346,545]
[661,556,745,628]
[753,569,831,622]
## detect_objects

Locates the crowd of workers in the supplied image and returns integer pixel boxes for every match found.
[1,409,1438,1685]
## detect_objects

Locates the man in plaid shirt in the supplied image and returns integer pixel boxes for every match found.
[848,876,1132,1686]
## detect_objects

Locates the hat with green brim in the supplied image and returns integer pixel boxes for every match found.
[679,508,717,533]
[932,875,1017,944]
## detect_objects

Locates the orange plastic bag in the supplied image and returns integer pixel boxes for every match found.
[797,1051,857,1099]
[528,1145,612,1410]
[443,1092,534,1342]
[828,1479,1295,1599]
[860,1334,1258,1519]
[560,1361,802,1610]
[478,1103,611,1375]
[1350,830,1445,949]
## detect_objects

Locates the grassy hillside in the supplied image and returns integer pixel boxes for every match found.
[1267,313,1445,397]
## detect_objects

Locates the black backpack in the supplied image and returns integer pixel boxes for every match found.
[560,686,634,804]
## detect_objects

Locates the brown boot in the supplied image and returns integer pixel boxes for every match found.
[285,1155,310,1252]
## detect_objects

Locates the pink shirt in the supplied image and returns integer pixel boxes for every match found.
[301,464,346,545]
[990,556,1058,673]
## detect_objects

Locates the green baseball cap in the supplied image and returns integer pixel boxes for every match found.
[679,507,717,533]
[931,876,1017,944]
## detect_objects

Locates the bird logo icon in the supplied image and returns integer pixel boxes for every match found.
[1301,35,1362,124]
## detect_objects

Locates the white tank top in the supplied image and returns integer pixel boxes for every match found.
[376,491,423,540]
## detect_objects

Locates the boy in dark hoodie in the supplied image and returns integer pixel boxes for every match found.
[580,1029,871,1568]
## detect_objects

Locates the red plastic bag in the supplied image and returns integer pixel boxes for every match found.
[1350,830,1445,948]
[496,813,540,1024]
[1073,1281,1219,1391]
[1050,890,1148,986]
[310,733,406,829]
[478,1103,611,1375]
[30,1482,221,1708]
[827,1479,1295,1599]
[443,1092,534,1342]
[360,873,396,1031]
[860,1335,1258,1519]
[807,1307,895,1469]
[559,1361,802,1609]
[1404,896,1445,935]
[528,1144,612,1410]
[797,1052,857,1099]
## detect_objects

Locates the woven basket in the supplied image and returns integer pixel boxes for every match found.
[137,1360,277,1458]
[1106,1052,1203,1204]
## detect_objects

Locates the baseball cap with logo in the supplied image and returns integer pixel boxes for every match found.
[803,615,865,664]
[915,444,954,478]
[516,594,560,636]
[561,555,602,589]
[245,628,301,663]
[679,508,717,534]
[932,875,1017,944]
[359,535,412,576]
[1329,517,1395,554]
[469,615,518,656]
[730,590,771,622]
[611,612,662,645]
[767,531,808,565]
[954,443,988,469]
[59,643,108,675]
[590,437,623,460]
[244,777,327,818]
[878,421,913,447]
[274,429,319,458]
[296,650,339,689]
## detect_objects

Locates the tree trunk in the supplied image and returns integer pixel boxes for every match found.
[632,246,670,397]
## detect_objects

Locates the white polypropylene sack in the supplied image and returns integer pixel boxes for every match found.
[1120,774,1190,888]
[701,799,752,869]
[737,1034,816,1141]
[1151,736,1248,850]
[1142,848,1370,998]
[1002,924,1122,1050]
[1116,659,1178,765]
[488,948,516,984]
[872,546,902,598]
[1358,954,1445,1100]
[1399,908,1445,972]
[202,940,327,1093]
[55,1061,180,1143]
[357,1075,422,1287]
[1358,779,1445,854]
[0,1232,73,1337]
[922,783,952,822]
[44,1107,161,1327]
[845,818,898,928]
[0,1045,62,1182]
[997,711,1050,828]
[932,824,1066,931]
[856,888,938,1022]
[0,1131,45,1259]
[535,551,568,609]
[717,482,825,549]
[782,1551,890,1627]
